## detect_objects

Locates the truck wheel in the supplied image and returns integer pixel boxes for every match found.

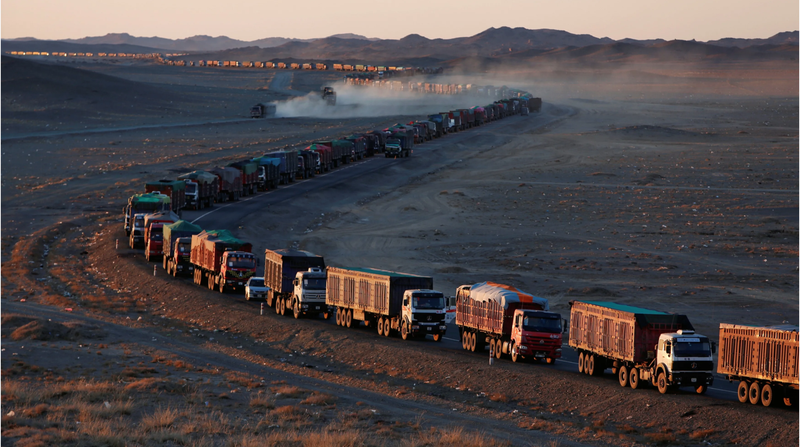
[335,308,342,326]
[461,330,469,350]
[219,281,226,294]
[577,352,585,374]
[760,383,774,407]
[657,372,670,394]
[618,365,629,387]
[511,341,520,363]
[737,381,750,403]
[345,310,353,328]
[207,274,215,290]
[587,355,596,376]
[695,385,708,395]
[162,256,168,271]
[495,341,503,359]
[275,297,283,315]
[401,321,409,340]
[749,381,762,405]
[377,317,384,335]
[469,332,477,352]
[293,301,301,319]
[629,368,641,389]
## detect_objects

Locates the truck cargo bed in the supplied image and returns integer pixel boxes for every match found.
[718,323,799,385]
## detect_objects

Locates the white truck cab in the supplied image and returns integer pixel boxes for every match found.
[401,289,447,341]
[653,329,715,393]
[292,267,328,318]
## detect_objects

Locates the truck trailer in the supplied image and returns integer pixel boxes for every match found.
[264,249,327,318]
[228,160,260,196]
[123,192,171,236]
[569,301,715,394]
[455,282,559,362]
[718,323,799,407]
[190,230,255,293]
[162,220,203,277]
[143,211,179,262]
[144,180,186,213]
[178,171,218,210]
[326,267,447,341]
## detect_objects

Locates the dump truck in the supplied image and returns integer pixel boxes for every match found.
[178,171,218,210]
[260,151,298,184]
[718,323,799,407]
[326,267,447,341]
[264,249,327,316]
[162,220,203,277]
[190,230,255,293]
[143,211,179,262]
[251,103,276,118]
[209,166,243,202]
[569,301,715,394]
[228,160,259,196]
[123,192,171,236]
[455,282,559,362]
[144,180,186,213]
[322,86,336,105]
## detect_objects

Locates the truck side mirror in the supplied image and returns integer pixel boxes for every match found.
[665,343,671,355]
[403,298,408,306]
[293,279,298,286]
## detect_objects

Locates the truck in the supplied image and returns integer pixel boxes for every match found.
[307,144,332,172]
[260,151,298,184]
[162,220,203,277]
[297,151,317,179]
[228,160,259,196]
[178,171,218,210]
[123,192,171,236]
[344,135,366,160]
[322,86,336,105]
[190,230,255,293]
[254,157,281,190]
[143,211,179,262]
[209,166,243,202]
[326,267,447,341]
[289,267,328,319]
[717,323,799,407]
[251,103,276,118]
[144,180,186,214]
[455,282,559,362]
[384,138,405,158]
[569,301,715,394]
[264,249,327,315]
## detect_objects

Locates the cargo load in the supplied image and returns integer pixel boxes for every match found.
[190,230,255,293]
[162,220,203,276]
[144,180,186,212]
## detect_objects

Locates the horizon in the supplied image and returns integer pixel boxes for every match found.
[2,0,798,42]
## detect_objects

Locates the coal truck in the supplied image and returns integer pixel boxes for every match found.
[718,323,799,407]
[569,301,715,394]
[264,249,326,318]
[142,211,179,262]
[209,166,243,202]
[260,151,298,185]
[162,220,203,277]
[326,267,447,341]
[144,180,186,214]
[455,282,559,362]
[179,171,218,210]
[190,230,255,293]
[123,192,171,236]
[228,160,259,196]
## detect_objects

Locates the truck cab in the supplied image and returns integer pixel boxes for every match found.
[129,214,146,248]
[510,310,563,363]
[183,180,199,208]
[401,289,447,341]
[654,330,714,392]
[219,251,256,292]
[171,237,193,275]
[292,267,328,318]
[385,139,403,158]
[144,222,165,261]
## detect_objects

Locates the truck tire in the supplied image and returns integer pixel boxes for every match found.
[275,297,283,315]
[738,381,750,403]
[207,274,214,290]
[494,341,502,359]
[461,330,469,350]
[218,278,226,294]
[629,367,641,389]
[577,352,585,374]
[657,372,670,394]
[511,341,521,363]
[760,383,775,407]
[377,317,384,335]
[401,320,409,340]
[336,308,342,326]
[749,381,762,405]
[618,365,629,387]
[587,355,596,376]
[345,309,353,328]
[293,301,301,319]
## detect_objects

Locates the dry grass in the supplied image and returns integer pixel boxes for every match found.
[689,428,717,440]
[301,392,336,406]
[272,385,306,398]
[249,392,276,409]
[140,406,181,432]
[487,393,510,403]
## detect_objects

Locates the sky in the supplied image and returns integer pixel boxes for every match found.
[2,0,798,42]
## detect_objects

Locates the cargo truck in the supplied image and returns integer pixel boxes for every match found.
[251,103,276,118]
[129,213,147,249]
[569,301,715,394]
[162,220,203,277]
[260,151,298,184]
[264,249,327,317]
[290,267,328,319]
[190,230,255,293]
[209,166,243,202]
[455,282,560,362]
[254,157,281,190]
[326,267,447,341]
[228,160,259,196]
[123,192,171,236]
[143,211,179,262]
[144,180,186,213]
[178,171,218,210]
[718,323,799,407]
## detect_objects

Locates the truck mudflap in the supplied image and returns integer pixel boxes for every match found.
[669,371,714,387]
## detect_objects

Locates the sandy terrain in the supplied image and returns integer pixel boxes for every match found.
[2,57,798,446]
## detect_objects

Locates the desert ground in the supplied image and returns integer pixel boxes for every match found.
[1,56,798,446]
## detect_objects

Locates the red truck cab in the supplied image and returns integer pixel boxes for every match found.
[220,251,256,291]
[510,310,564,364]
[145,223,165,261]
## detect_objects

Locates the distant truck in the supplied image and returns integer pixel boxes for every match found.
[253,157,281,190]
[455,282,559,362]
[123,192,171,236]
[264,249,327,318]
[718,323,799,407]
[228,160,260,196]
[162,220,203,277]
[326,267,447,341]
[260,151,298,185]
[251,103,276,118]
[190,230,255,293]
[209,166,243,202]
[322,87,336,105]
[144,180,186,214]
[178,171,218,210]
[143,211,179,262]
[569,301,715,394]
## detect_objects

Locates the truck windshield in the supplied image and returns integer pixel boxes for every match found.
[522,316,562,334]
[150,227,163,241]
[227,256,255,268]
[185,183,197,194]
[673,340,711,357]
[303,278,326,290]
[387,139,401,146]
[413,296,445,309]
[178,242,190,253]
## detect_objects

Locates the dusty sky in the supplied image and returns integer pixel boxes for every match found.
[2,0,797,41]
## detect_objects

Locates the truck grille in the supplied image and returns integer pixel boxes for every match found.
[672,361,714,371]
[413,313,444,323]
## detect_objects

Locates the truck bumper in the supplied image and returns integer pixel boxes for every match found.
[300,303,329,314]
[411,323,447,335]
[518,345,562,358]
[670,372,714,387]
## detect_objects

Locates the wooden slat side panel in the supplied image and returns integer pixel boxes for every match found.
[718,325,799,385]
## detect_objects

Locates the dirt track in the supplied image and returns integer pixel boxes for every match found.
[2,58,798,446]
